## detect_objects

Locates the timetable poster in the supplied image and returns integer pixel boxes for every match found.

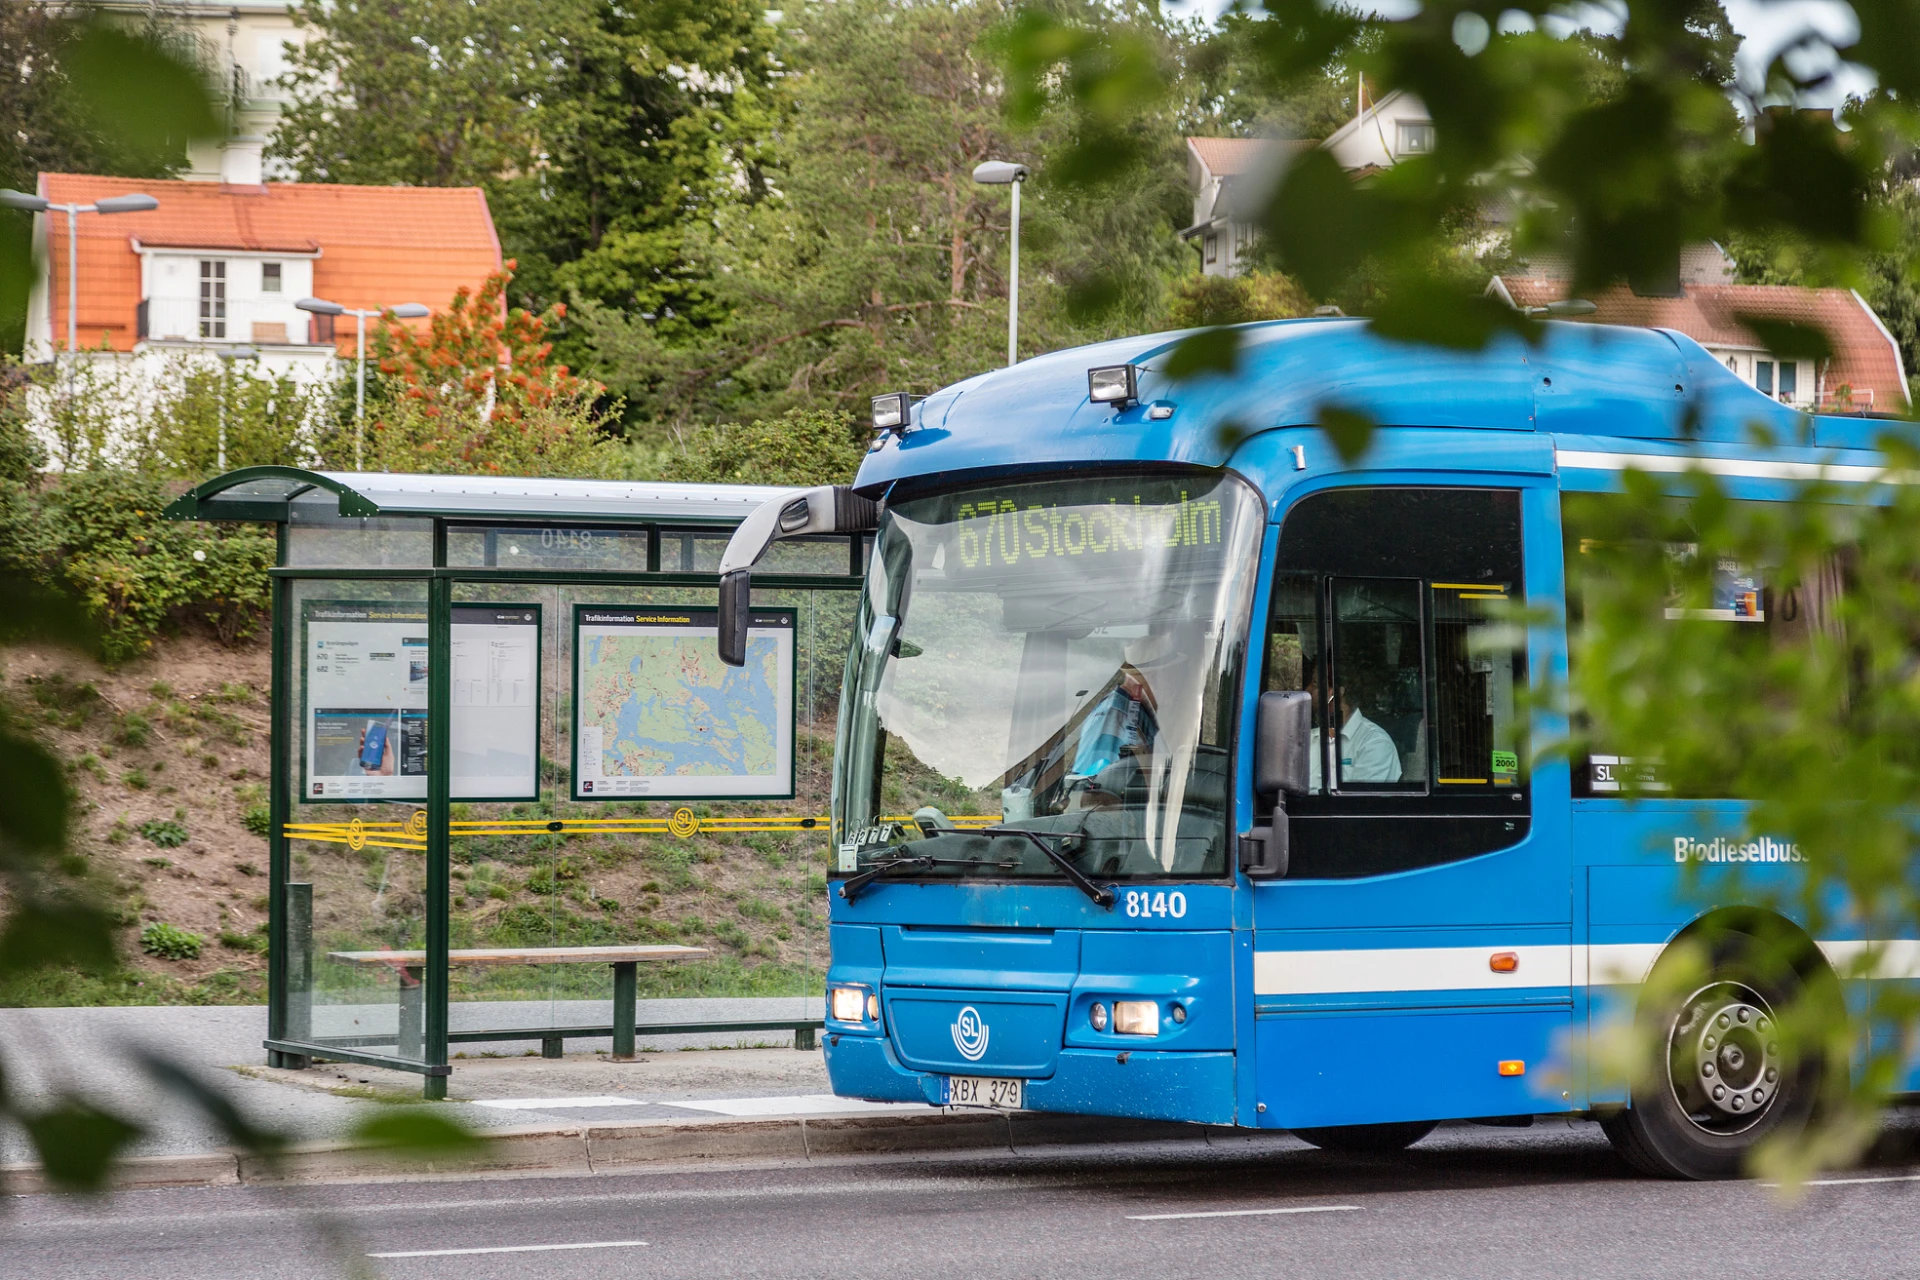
[303,602,541,801]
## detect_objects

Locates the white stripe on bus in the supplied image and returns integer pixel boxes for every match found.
[1251,940,1920,997]
[1555,450,1889,485]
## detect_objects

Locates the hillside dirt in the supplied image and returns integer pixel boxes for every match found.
[1,631,838,1002]
[2,633,279,990]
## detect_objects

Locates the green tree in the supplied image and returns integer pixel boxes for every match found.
[271,0,778,324]
[584,0,1198,440]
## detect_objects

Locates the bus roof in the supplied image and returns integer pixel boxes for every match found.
[854,317,1901,496]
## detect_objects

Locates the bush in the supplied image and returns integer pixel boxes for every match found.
[138,818,188,848]
[0,469,276,662]
[139,922,202,960]
[656,408,868,488]
[242,805,271,836]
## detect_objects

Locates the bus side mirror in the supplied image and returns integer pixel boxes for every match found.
[716,485,880,666]
[718,570,751,667]
[1242,691,1311,880]
[1255,690,1312,798]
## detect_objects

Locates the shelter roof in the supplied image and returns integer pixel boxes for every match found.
[165,467,796,525]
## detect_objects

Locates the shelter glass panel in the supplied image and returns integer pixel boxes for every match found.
[286,498,433,568]
[436,580,849,1047]
[446,525,651,572]
[283,577,432,1064]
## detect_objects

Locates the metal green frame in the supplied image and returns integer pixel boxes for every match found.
[168,469,861,1098]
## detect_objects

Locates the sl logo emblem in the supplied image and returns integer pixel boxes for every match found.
[951,1006,989,1062]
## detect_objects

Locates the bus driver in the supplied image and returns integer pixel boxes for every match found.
[1309,674,1404,789]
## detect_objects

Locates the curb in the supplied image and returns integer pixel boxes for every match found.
[3,1110,1239,1194]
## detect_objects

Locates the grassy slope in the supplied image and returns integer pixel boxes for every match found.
[0,633,834,1007]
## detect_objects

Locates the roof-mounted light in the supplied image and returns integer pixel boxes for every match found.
[1088,365,1138,407]
[871,392,912,435]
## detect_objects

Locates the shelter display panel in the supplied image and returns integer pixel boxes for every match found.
[570,605,795,800]
[302,600,541,801]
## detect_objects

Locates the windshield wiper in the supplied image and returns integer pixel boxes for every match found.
[838,854,1018,902]
[981,827,1115,908]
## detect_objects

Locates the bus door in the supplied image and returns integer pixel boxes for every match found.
[1251,484,1574,1129]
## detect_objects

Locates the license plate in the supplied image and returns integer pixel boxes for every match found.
[946,1075,1023,1109]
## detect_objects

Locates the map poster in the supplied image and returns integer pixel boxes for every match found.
[302,601,541,803]
[571,606,795,801]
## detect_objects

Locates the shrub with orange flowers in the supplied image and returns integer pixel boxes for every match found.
[331,264,622,477]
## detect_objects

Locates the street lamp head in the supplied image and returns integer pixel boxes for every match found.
[0,189,50,213]
[295,297,346,316]
[387,304,431,319]
[93,193,159,214]
[972,160,1029,186]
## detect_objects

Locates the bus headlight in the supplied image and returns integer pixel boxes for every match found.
[1113,1001,1160,1036]
[830,986,867,1022]
[1090,1002,1109,1032]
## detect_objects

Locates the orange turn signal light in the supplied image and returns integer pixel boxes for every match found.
[1498,1059,1526,1076]
[1489,951,1519,973]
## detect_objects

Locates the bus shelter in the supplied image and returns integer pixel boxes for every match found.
[166,468,861,1098]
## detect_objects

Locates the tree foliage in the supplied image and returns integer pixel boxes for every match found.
[346,267,621,476]
[271,0,779,323]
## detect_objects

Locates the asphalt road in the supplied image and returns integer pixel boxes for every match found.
[10,1120,1920,1279]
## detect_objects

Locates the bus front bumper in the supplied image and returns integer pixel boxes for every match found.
[822,1032,1237,1126]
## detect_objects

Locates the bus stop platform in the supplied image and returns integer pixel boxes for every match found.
[0,1004,1250,1192]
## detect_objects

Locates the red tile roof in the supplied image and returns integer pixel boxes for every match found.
[1494,277,1911,411]
[37,174,502,355]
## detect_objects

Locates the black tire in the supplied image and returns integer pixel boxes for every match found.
[1291,1120,1438,1153]
[1601,933,1823,1180]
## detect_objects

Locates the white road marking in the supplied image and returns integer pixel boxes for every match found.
[1127,1205,1360,1221]
[1764,1173,1920,1188]
[369,1240,649,1258]
[657,1094,937,1117]
[471,1096,647,1110]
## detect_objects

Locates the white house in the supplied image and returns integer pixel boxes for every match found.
[1183,89,1437,277]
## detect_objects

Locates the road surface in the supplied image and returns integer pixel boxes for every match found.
[9,1118,1920,1279]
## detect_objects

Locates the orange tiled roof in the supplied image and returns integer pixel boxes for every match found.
[38,174,502,355]
[1495,277,1911,410]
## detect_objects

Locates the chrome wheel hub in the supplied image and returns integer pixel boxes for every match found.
[1668,984,1782,1135]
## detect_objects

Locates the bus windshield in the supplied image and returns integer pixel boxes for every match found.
[833,471,1265,885]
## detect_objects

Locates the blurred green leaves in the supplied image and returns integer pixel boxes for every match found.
[57,25,220,177]
[1002,0,1907,354]
[0,14,219,347]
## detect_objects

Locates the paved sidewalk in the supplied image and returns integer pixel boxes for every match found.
[1,1003,1216,1190]
[0,1000,837,1163]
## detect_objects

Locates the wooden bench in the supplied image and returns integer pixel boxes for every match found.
[315,944,815,1062]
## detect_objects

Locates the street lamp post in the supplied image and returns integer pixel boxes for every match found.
[215,345,259,472]
[0,189,159,355]
[971,161,1029,368]
[295,296,431,471]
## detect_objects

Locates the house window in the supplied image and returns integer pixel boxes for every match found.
[1756,360,1774,395]
[1777,361,1798,400]
[262,262,282,293]
[1205,234,1218,265]
[1396,122,1435,156]
[1234,221,1253,254]
[199,260,226,339]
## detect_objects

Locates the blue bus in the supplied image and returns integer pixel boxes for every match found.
[717,316,1906,1180]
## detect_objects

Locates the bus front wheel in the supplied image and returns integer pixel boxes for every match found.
[1291,1121,1437,1153]
[1601,938,1821,1180]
